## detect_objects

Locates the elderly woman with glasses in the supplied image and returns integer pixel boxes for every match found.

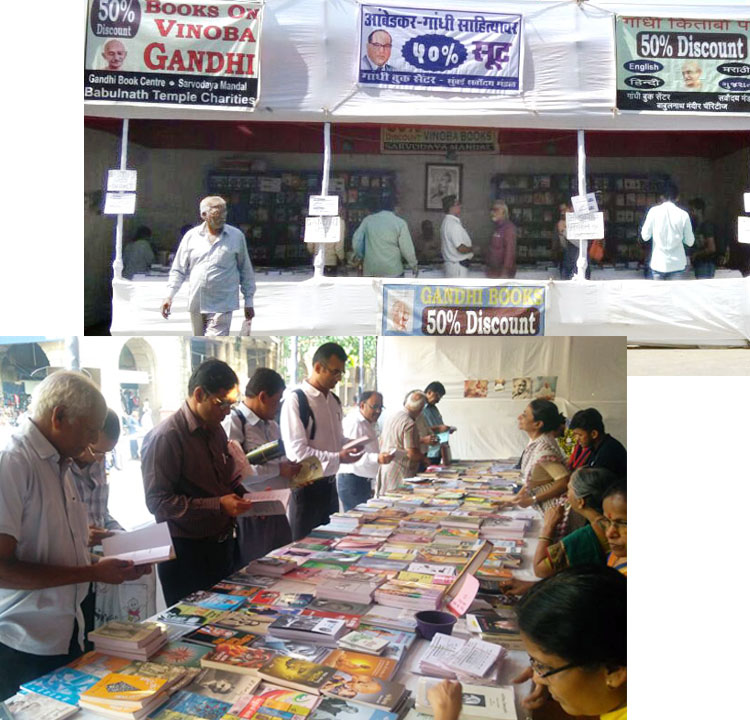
[428,566,626,720]
[533,467,618,577]
[601,478,627,575]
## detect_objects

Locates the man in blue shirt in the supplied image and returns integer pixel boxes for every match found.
[161,196,256,335]
[421,381,456,465]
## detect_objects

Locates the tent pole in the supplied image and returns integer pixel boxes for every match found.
[113,118,129,281]
[290,336,299,384]
[358,336,364,399]
[313,122,331,279]
[574,129,589,281]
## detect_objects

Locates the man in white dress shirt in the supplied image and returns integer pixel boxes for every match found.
[280,343,364,539]
[640,183,695,280]
[0,371,150,698]
[161,196,256,336]
[223,368,301,567]
[336,392,394,512]
[440,195,474,278]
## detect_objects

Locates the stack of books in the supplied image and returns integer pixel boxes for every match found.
[2,691,79,720]
[337,630,390,655]
[311,696,401,720]
[256,655,338,694]
[465,610,524,650]
[315,578,381,604]
[88,621,169,661]
[224,682,320,720]
[374,581,444,611]
[200,643,277,675]
[78,671,173,719]
[244,556,298,577]
[268,615,349,647]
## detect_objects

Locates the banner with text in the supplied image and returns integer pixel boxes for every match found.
[616,16,750,113]
[381,126,499,153]
[359,5,522,93]
[382,285,545,336]
[84,0,263,109]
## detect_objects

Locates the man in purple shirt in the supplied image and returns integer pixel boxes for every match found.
[141,359,253,605]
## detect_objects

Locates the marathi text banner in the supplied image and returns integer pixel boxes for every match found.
[615,16,750,113]
[382,285,545,336]
[84,0,263,109]
[359,5,523,94]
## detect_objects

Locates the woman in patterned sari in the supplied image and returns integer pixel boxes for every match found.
[533,467,617,577]
[513,399,569,511]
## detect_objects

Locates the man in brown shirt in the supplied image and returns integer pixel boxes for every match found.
[141,359,253,605]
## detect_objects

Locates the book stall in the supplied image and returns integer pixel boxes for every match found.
[6,462,540,720]
[84,1,750,345]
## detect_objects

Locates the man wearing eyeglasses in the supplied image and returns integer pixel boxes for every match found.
[161,196,256,337]
[337,391,394,512]
[361,30,397,72]
[280,343,365,539]
[141,359,254,605]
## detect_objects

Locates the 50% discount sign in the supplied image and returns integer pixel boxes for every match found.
[403,34,468,71]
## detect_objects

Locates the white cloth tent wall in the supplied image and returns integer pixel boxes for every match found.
[376,336,626,460]
[84,0,750,130]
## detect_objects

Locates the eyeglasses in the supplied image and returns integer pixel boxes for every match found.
[598,517,627,532]
[366,404,384,411]
[369,42,392,49]
[322,363,346,377]
[529,656,579,679]
[207,393,236,410]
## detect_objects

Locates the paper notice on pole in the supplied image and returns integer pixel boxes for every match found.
[571,192,598,216]
[447,573,479,617]
[566,212,604,240]
[104,192,136,215]
[738,216,750,244]
[107,169,137,192]
[308,195,339,216]
[304,216,341,244]
[744,193,750,213]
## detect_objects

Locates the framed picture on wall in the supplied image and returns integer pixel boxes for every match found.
[425,163,462,211]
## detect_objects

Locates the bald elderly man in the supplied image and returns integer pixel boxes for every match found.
[102,39,127,71]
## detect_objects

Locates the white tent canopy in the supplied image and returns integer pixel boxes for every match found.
[376,335,626,459]
[84,0,750,129]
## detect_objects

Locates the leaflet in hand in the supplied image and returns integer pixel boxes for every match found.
[241,489,292,516]
[293,457,324,487]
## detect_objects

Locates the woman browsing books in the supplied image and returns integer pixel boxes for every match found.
[511,400,569,511]
[428,566,627,720]
[533,468,618,578]
[601,479,627,576]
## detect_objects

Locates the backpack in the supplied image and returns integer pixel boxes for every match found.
[231,406,247,434]
[291,388,340,441]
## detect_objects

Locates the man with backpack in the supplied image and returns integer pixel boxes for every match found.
[280,343,364,540]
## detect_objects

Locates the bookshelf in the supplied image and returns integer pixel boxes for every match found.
[207,170,396,266]
[491,173,671,264]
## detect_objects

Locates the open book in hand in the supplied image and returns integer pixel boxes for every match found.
[292,457,324,487]
[240,489,291,516]
[101,522,175,565]
[341,436,369,453]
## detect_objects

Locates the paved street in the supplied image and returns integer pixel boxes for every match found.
[628,347,750,375]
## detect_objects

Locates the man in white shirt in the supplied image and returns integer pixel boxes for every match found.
[161,196,256,336]
[0,371,150,698]
[336,392,394,511]
[223,368,301,566]
[640,183,695,279]
[440,195,474,278]
[280,343,364,539]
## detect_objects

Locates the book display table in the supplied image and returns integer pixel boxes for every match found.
[13,461,546,720]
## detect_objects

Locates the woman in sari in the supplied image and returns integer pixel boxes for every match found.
[513,399,569,511]
[533,467,617,577]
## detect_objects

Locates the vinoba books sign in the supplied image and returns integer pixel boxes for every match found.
[84,0,263,109]
[615,16,750,113]
[382,284,545,336]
